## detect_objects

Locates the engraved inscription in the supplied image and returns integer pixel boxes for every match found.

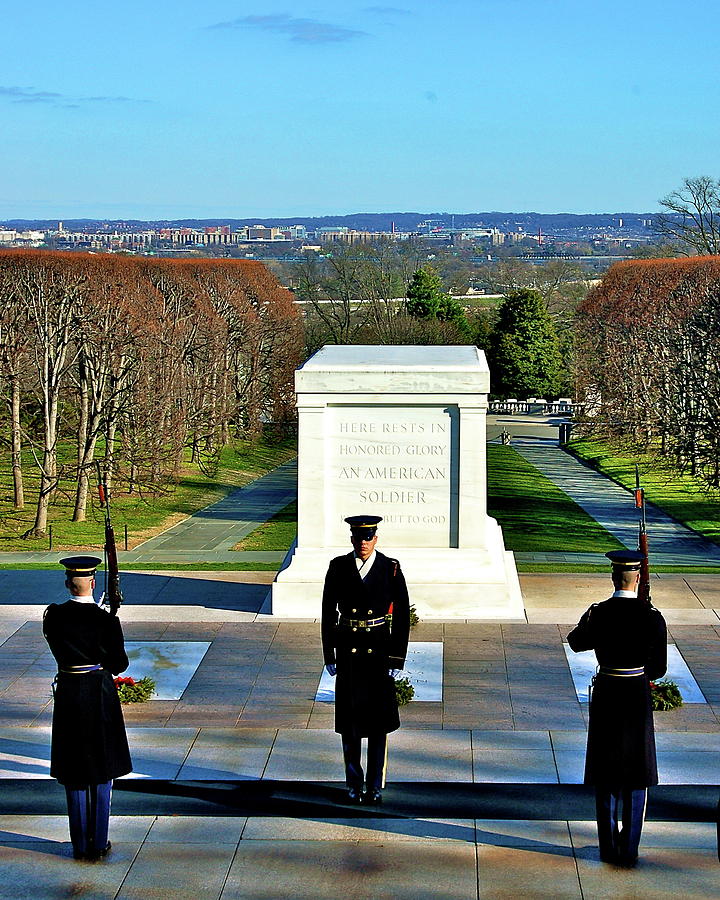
[327,406,454,547]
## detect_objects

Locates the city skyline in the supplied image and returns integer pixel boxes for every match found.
[2,0,718,219]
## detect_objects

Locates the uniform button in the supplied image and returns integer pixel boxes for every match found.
[351,648,357,653]
[368,610,373,614]
[367,648,373,654]
[352,627,357,632]
[366,627,370,632]
[352,609,357,613]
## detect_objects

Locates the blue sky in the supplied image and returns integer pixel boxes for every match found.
[1,1,718,219]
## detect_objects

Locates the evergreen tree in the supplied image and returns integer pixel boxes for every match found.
[406,266,471,336]
[488,288,562,398]
[405,266,446,318]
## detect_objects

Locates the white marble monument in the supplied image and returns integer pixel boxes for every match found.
[271,345,525,620]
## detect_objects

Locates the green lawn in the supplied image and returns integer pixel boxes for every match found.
[486,444,625,552]
[234,501,297,551]
[568,438,720,547]
[0,437,297,552]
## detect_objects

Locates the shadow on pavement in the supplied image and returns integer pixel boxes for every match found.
[0,571,268,614]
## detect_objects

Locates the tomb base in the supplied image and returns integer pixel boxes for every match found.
[271,518,525,621]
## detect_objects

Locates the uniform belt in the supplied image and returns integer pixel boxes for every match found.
[339,616,387,629]
[59,664,102,674]
[598,666,645,677]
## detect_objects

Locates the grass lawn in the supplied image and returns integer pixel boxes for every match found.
[568,438,720,547]
[0,436,297,552]
[486,444,625,552]
[234,501,297,551]
[233,445,625,556]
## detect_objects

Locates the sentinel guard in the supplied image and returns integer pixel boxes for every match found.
[322,515,410,804]
[568,549,667,866]
[43,556,132,861]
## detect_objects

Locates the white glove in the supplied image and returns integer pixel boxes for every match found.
[325,664,337,677]
[390,668,402,678]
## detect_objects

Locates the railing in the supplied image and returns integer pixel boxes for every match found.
[488,398,580,416]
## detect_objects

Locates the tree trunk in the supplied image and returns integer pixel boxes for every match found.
[105,416,117,490]
[10,374,24,509]
[30,395,58,537]
[72,433,98,522]
[77,354,89,470]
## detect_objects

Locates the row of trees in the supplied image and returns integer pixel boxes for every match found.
[0,252,302,535]
[575,256,720,486]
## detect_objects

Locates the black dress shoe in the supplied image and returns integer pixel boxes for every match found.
[365,788,382,805]
[84,842,112,862]
[95,842,112,859]
[346,787,362,804]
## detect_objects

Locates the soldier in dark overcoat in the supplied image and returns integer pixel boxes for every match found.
[568,550,667,866]
[43,556,132,860]
[322,515,410,804]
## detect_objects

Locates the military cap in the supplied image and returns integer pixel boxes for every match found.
[605,549,646,571]
[345,515,382,538]
[60,556,102,577]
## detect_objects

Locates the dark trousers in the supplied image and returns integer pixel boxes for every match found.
[341,734,387,790]
[595,786,647,863]
[65,780,112,857]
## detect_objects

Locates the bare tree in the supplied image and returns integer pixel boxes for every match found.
[17,253,84,536]
[655,176,720,255]
[0,258,30,508]
[70,257,140,521]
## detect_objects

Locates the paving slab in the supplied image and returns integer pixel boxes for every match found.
[241,817,474,842]
[0,840,141,900]
[475,818,573,848]
[123,727,199,779]
[473,749,558,784]
[472,730,552,750]
[568,819,717,850]
[177,728,275,781]
[116,841,237,900]
[476,842,582,899]
[573,848,719,899]
[145,815,247,843]
[656,751,720,784]
[0,814,153,844]
[262,730,346,782]
[222,839,478,900]
[0,725,51,778]
[384,729,473,782]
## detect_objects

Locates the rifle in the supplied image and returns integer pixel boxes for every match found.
[634,465,651,604]
[96,463,123,616]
